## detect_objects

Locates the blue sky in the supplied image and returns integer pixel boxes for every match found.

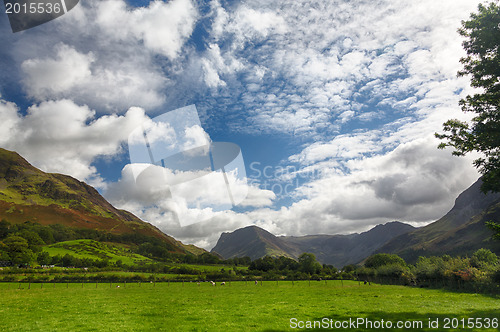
[0,0,485,248]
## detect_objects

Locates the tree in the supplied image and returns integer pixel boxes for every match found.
[471,248,498,266]
[37,251,51,266]
[364,253,406,269]
[2,235,34,265]
[435,2,500,239]
[0,219,10,239]
[298,253,321,275]
[436,1,500,192]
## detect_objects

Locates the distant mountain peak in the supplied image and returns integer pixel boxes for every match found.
[212,221,416,267]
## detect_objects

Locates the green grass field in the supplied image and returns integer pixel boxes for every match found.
[0,281,498,331]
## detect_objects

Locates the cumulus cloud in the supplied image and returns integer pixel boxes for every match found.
[0,97,149,188]
[93,0,197,59]
[248,136,480,239]
[105,162,276,230]
[0,0,487,250]
[7,0,198,111]
[21,44,94,98]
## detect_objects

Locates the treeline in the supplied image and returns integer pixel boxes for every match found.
[247,253,338,280]
[351,251,500,293]
[240,250,500,293]
[0,220,227,266]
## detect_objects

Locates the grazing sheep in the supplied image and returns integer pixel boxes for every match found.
[255,280,258,285]
[210,281,216,286]
[220,282,225,286]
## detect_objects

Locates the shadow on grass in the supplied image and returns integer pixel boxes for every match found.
[260,309,499,331]
[302,309,500,331]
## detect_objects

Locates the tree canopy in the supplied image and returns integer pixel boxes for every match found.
[435,2,500,239]
[435,1,500,193]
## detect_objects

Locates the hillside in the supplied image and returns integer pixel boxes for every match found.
[0,148,200,255]
[283,222,416,267]
[42,239,152,266]
[377,179,500,262]
[211,222,416,267]
[211,226,299,260]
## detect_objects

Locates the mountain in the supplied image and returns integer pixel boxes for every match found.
[283,221,416,267]
[0,148,200,254]
[211,225,299,260]
[211,221,416,267]
[376,179,500,262]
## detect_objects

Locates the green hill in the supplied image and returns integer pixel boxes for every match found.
[42,239,151,266]
[0,148,202,255]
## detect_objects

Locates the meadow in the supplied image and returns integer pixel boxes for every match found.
[0,281,498,331]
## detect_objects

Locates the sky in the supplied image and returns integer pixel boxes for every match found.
[0,0,486,249]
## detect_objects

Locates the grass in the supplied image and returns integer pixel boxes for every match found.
[42,239,151,265]
[0,281,498,331]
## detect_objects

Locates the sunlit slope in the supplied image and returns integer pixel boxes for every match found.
[0,148,203,255]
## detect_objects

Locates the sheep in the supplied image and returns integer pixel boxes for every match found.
[220,282,225,286]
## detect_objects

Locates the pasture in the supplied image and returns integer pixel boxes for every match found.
[0,281,498,331]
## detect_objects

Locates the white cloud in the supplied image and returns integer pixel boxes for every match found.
[94,0,197,59]
[8,0,198,111]
[0,97,149,188]
[248,136,480,239]
[105,162,275,230]
[21,44,94,98]
[202,0,481,137]
[0,0,487,251]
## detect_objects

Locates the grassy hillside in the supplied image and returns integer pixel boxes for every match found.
[42,239,152,266]
[0,148,203,255]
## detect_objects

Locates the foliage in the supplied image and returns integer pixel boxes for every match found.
[436,2,500,194]
[248,253,334,279]
[298,253,322,274]
[0,220,225,266]
[1,235,34,265]
[357,250,500,292]
[364,253,406,269]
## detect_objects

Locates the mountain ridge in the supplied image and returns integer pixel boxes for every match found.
[376,179,500,261]
[212,221,416,267]
[0,147,203,255]
[212,179,500,266]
